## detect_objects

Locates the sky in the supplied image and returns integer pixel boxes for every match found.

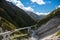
[6,0,60,15]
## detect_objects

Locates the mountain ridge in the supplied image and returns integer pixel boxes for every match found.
[0,0,36,28]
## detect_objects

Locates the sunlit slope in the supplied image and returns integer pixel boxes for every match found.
[37,8,60,27]
[35,8,60,39]
[0,17,16,30]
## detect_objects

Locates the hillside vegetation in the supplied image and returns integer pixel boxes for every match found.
[0,0,36,28]
[37,8,60,27]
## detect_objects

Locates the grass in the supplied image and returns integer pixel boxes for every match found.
[1,17,16,30]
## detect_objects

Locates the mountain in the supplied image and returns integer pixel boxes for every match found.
[35,8,60,39]
[37,8,60,27]
[0,0,36,29]
[37,15,45,21]
[25,11,45,22]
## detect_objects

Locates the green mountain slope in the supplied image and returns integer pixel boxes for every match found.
[37,8,60,27]
[0,0,36,28]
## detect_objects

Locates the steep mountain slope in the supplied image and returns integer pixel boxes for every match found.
[25,11,45,22]
[0,0,36,28]
[36,8,60,39]
[36,17,60,38]
[37,8,60,27]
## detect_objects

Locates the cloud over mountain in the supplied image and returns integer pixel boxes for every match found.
[6,0,50,15]
[6,0,34,12]
[35,12,50,15]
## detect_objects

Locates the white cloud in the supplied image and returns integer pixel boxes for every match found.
[16,1,24,8]
[56,5,60,9]
[31,0,46,5]
[6,0,50,15]
[6,0,34,12]
[35,12,50,15]
[24,7,34,12]
[6,0,24,8]
[57,5,60,8]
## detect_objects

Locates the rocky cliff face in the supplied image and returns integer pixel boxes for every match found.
[35,8,60,39]
[36,17,60,39]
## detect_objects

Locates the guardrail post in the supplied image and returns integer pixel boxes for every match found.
[28,27,31,33]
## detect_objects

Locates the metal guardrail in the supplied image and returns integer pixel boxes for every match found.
[0,24,37,35]
[0,24,37,40]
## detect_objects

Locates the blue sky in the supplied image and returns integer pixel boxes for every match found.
[6,0,60,15]
[20,0,60,12]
